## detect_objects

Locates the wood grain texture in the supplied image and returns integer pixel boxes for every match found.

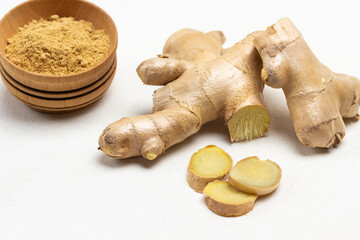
[21,93,106,113]
[1,59,117,110]
[0,0,118,91]
[0,58,116,99]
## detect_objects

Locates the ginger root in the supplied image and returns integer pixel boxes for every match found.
[99,29,270,160]
[254,18,360,148]
[228,156,281,195]
[203,180,257,217]
[187,145,233,193]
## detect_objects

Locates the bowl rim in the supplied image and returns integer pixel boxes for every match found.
[0,0,118,79]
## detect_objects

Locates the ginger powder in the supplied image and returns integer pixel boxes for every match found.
[5,15,111,75]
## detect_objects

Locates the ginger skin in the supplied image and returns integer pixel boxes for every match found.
[99,29,270,160]
[203,180,257,217]
[254,18,360,148]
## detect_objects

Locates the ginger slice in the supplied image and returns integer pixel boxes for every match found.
[228,156,281,195]
[203,180,257,217]
[187,145,232,193]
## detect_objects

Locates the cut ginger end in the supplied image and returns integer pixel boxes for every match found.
[228,156,282,195]
[228,106,270,142]
[187,145,233,193]
[203,180,257,217]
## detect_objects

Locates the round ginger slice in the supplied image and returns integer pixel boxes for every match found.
[228,156,282,195]
[203,180,257,217]
[187,145,233,193]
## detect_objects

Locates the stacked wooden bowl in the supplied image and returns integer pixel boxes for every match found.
[0,0,118,113]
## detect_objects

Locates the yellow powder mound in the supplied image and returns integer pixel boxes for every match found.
[5,15,110,75]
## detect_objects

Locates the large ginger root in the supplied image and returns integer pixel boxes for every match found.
[228,156,281,195]
[253,18,360,148]
[99,29,270,160]
[203,180,257,217]
[187,145,233,193]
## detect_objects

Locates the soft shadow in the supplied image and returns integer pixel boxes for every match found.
[98,153,161,169]
[131,105,153,116]
[1,86,108,123]
[343,116,359,125]
[255,187,280,204]
[199,119,229,140]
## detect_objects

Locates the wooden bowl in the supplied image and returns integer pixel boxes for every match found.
[1,58,117,110]
[0,0,118,92]
[22,94,105,113]
[0,58,116,99]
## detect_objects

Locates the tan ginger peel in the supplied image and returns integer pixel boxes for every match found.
[99,29,270,160]
[254,18,360,148]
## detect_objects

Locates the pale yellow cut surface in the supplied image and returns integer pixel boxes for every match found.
[228,106,270,142]
[188,145,232,178]
[230,157,280,187]
[203,181,257,205]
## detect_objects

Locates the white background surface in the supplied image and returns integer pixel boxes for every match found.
[1,0,360,239]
